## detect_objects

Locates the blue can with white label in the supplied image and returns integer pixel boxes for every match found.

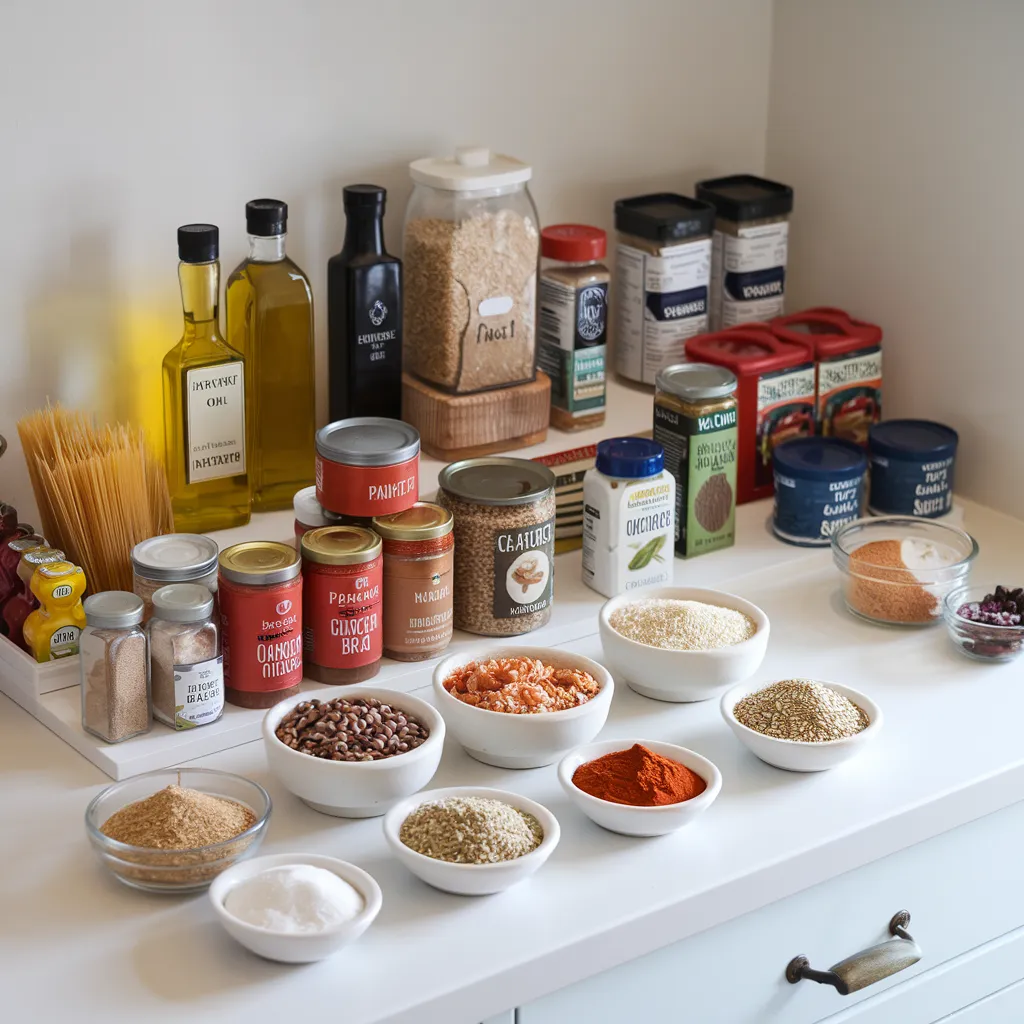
[772,438,868,546]
[868,420,958,518]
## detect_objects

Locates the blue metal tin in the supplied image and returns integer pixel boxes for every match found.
[868,420,958,518]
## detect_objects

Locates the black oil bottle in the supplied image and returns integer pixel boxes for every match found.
[327,185,403,420]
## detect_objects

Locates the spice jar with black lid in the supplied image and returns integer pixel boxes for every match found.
[613,193,715,386]
[437,458,555,636]
[695,174,794,330]
[148,583,223,731]
[80,591,150,744]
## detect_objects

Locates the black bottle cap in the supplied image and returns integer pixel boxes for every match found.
[695,174,794,222]
[246,198,288,236]
[177,224,219,263]
[344,184,386,211]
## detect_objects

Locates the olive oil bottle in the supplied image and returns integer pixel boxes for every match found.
[227,199,315,511]
[163,224,250,532]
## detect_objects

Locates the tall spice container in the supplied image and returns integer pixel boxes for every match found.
[226,199,316,511]
[327,186,403,421]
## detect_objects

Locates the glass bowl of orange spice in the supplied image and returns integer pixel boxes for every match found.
[557,739,722,837]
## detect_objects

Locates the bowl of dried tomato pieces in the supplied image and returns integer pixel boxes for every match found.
[433,647,614,769]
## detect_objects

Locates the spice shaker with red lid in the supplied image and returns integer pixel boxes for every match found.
[685,325,814,504]
[770,307,883,447]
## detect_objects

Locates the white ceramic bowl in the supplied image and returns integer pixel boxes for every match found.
[262,687,445,817]
[209,853,382,963]
[383,786,560,896]
[720,679,883,772]
[598,586,769,702]
[432,646,613,769]
[558,739,722,837]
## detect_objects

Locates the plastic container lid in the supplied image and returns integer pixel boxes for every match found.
[541,225,607,263]
[868,420,959,461]
[372,502,453,541]
[438,458,555,507]
[614,193,715,243]
[84,591,144,629]
[409,147,532,192]
[293,486,328,528]
[656,363,737,401]
[685,326,813,376]
[178,224,218,263]
[132,534,220,582]
[695,174,794,222]
[595,438,664,479]
[219,542,301,586]
[773,437,868,481]
[301,526,382,566]
[770,307,882,357]
[151,583,215,623]
[316,418,420,467]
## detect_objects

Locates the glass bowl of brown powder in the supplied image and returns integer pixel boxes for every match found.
[85,768,271,894]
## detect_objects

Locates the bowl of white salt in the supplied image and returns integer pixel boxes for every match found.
[598,586,769,702]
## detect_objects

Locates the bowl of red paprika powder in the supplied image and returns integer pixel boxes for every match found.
[558,740,722,837]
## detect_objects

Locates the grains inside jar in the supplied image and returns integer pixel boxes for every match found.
[443,656,601,713]
[733,679,869,742]
[399,796,543,864]
[609,598,756,650]
[274,697,429,761]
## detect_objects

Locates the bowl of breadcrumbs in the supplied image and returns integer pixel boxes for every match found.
[599,587,770,703]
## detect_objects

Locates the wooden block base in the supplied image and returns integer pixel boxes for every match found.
[402,372,551,462]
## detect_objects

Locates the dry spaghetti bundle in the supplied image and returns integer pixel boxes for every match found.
[17,405,173,592]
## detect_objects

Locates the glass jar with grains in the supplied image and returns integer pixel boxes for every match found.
[80,592,150,744]
[537,224,610,432]
[653,363,738,559]
[132,534,220,621]
[403,147,540,394]
[437,458,555,637]
[148,583,224,731]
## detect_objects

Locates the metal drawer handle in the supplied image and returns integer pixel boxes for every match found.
[786,911,921,995]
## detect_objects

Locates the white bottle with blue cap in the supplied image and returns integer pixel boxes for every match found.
[582,438,676,598]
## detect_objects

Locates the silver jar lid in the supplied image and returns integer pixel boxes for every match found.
[656,362,737,401]
[438,458,555,506]
[132,534,220,582]
[151,583,215,623]
[84,591,144,629]
[293,485,328,528]
[316,418,420,467]
[218,542,301,586]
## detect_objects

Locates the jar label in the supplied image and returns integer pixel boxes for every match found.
[773,471,865,545]
[654,401,738,558]
[868,453,955,518]
[492,518,555,619]
[538,277,607,416]
[614,239,711,385]
[755,365,817,490]
[220,578,303,692]
[818,347,882,446]
[172,656,224,729]
[382,548,454,655]
[185,363,246,484]
[709,222,789,330]
[50,624,81,658]
[304,558,382,669]
[316,454,418,518]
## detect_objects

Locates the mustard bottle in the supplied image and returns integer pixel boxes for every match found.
[23,561,87,662]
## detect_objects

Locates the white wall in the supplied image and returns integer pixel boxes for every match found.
[767,0,1024,517]
[0,0,774,519]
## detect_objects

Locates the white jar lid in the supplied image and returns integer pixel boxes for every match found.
[409,147,532,192]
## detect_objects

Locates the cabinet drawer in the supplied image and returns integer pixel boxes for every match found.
[519,800,1024,1024]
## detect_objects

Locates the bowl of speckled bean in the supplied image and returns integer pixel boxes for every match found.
[598,586,770,703]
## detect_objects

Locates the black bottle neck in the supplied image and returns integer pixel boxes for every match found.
[342,207,385,256]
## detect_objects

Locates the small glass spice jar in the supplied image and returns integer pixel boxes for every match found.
[132,534,220,621]
[301,526,382,683]
[80,591,150,744]
[372,502,454,661]
[149,583,224,730]
[219,541,303,709]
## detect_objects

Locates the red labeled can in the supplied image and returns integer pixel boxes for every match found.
[770,307,883,447]
[315,417,420,518]
[218,542,303,709]
[301,526,382,684]
[685,325,815,504]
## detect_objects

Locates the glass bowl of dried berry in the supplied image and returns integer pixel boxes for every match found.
[944,585,1024,663]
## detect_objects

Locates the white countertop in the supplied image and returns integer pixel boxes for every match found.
[4,493,1024,1023]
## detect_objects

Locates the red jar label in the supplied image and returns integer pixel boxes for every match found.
[219,576,303,692]
[316,454,418,518]
[303,557,382,670]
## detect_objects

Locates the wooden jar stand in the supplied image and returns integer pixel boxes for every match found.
[402,371,551,461]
